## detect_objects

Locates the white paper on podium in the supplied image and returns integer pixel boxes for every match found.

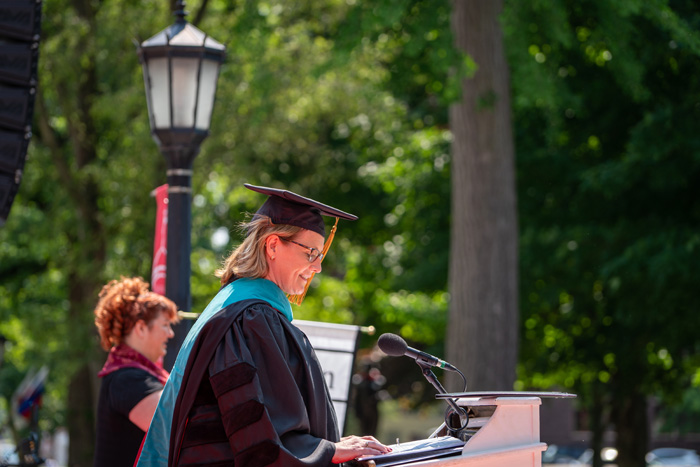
[294,319,361,436]
[354,436,465,466]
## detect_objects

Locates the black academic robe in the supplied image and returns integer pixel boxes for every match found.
[168,299,340,467]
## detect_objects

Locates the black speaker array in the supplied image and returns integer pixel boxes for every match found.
[0,0,43,226]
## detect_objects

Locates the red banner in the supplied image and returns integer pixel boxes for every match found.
[151,184,168,296]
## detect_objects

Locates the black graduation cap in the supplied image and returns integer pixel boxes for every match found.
[245,183,358,237]
[244,183,358,305]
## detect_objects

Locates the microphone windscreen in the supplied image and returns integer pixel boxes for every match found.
[377,333,408,356]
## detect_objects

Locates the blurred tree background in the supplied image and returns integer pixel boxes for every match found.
[0,0,699,466]
[507,1,700,466]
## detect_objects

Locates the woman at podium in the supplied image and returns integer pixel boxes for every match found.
[135,183,390,467]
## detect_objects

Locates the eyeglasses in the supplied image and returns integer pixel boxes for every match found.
[280,237,324,263]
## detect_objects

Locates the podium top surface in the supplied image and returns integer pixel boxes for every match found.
[436,391,577,400]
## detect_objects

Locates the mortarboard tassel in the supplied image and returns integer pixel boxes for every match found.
[287,217,339,306]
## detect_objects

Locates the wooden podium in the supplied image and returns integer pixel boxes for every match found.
[376,392,575,467]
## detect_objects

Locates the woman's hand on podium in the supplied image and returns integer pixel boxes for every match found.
[332,435,392,463]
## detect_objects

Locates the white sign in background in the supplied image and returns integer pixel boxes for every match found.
[293,320,360,436]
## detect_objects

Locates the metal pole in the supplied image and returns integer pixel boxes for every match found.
[161,145,197,370]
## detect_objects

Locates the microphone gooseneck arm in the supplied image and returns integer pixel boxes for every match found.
[416,361,461,413]
[416,360,470,437]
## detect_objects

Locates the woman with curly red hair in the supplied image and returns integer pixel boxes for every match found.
[93,276,179,467]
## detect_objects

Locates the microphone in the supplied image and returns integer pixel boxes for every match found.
[377,333,458,372]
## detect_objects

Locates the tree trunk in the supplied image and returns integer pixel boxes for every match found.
[590,384,606,467]
[36,25,104,466]
[65,274,104,467]
[67,364,97,467]
[446,0,519,392]
[1,396,20,447]
[611,388,648,467]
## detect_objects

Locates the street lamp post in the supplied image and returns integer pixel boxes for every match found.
[138,1,225,369]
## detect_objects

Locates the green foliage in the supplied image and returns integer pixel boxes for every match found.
[2,0,698,460]
[187,0,462,337]
[505,0,700,440]
[658,387,700,434]
[1,0,462,444]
